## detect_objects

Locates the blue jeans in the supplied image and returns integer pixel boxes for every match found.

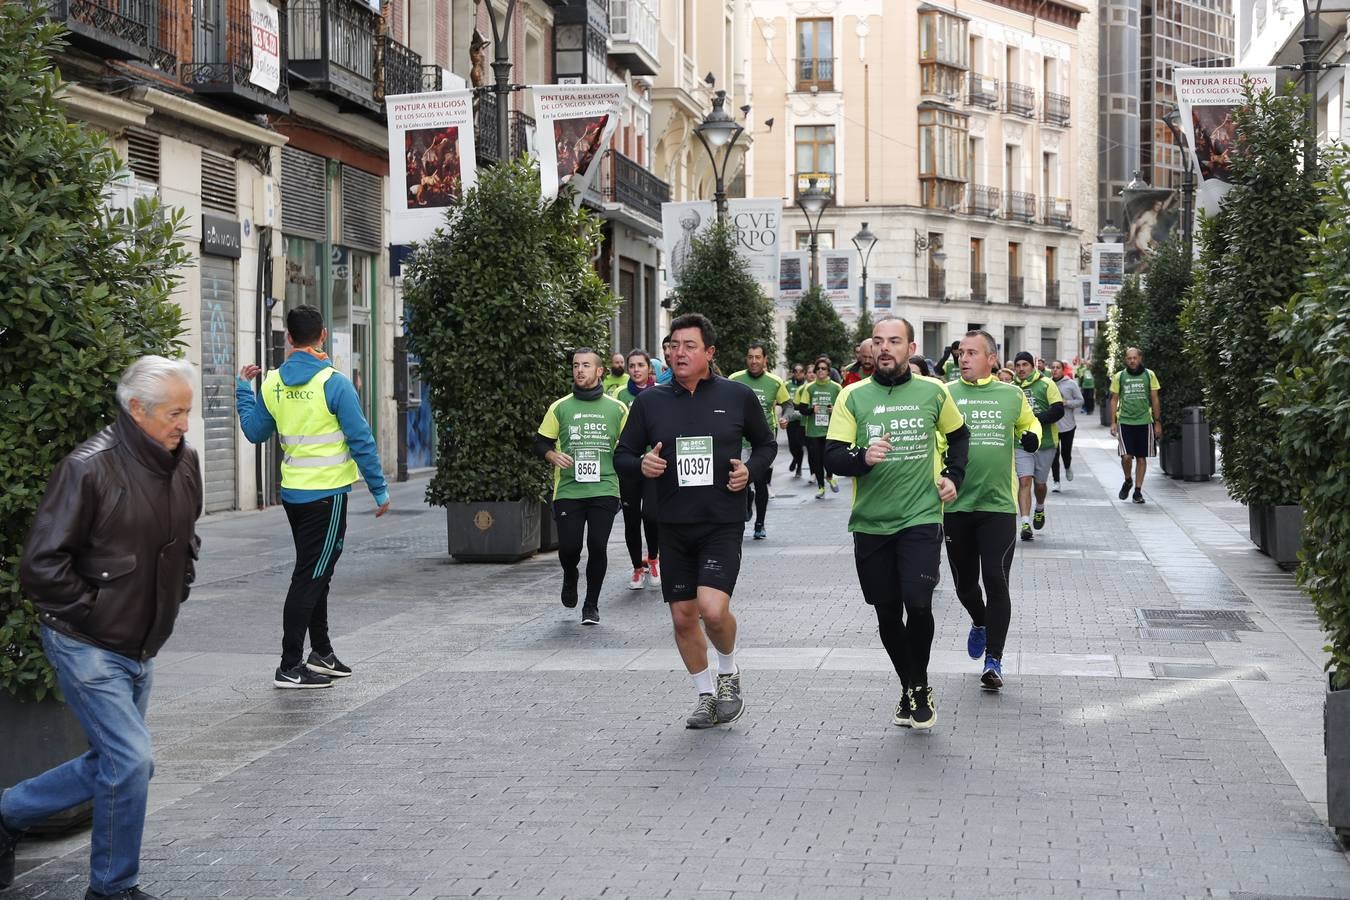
[1,627,154,894]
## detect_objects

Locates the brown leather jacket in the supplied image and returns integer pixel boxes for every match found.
[20,413,203,660]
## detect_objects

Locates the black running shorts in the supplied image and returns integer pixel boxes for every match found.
[659,521,744,602]
[1118,422,1155,459]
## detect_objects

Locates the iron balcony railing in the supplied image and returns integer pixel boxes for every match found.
[1008,275,1025,304]
[593,149,671,223]
[421,64,442,91]
[287,0,379,112]
[1042,197,1073,228]
[797,57,835,91]
[966,184,1001,217]
[928,269,947,301]
[966,73,999,110]
[971,272,988,301]
[510,110,535,158]
[1004,82,1035,118]
[183,0,289,113]
[475,92,501,162]
[1046,280,1061,308]
[48,0,178,70]
[378,34,422,101]
[1004,190,1037,223]
[1043,91,1071,127]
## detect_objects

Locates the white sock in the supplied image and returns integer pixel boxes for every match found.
[1020,515,1031,526]
[692,667,715,695]
[1034,504,1044,512]
[717,647,738,676]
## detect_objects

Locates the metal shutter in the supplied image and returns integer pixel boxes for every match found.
[281,146,327,240]
[340,165,382,252]
[126,128,160,184]
[200,256,238,513]
[201,150,238,215]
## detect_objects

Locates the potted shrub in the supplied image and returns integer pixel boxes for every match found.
[1140,238,1202,478]
[786,285,851,368]
[1266,144,1350,842]
[402,157,614,562]
[0,6,188,826]
[1090,327,1111,427]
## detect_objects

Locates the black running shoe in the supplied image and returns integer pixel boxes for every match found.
[305,651,352,678]
[1020,523,1033,542]
[892,691,912,727]
[1033,509,1046,530]
[908,685,936,730]
[1133,489,1146,504]
[273,664,332,689]
[581,603,599,625]
[1118,478,1133,500]
[561,575,579,608]
[85,889,160,899]
[0,791,20,890]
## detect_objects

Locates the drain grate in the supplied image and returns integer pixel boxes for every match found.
[1138,627,1238,642]
[1136,608,1260,631]
[1151,663,1268,681]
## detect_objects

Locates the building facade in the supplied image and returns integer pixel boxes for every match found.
[1237,0,1349,147]
[749,0,1094,366]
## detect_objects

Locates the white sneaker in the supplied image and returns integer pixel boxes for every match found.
[1051,480,1061,493]
[1065,467,1074,482]
[646,558,662,587]
[628,567,646,590]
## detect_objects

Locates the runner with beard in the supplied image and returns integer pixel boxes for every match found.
[1110,346,1162,504]
[729,341,791,540]
[826,316,969,729]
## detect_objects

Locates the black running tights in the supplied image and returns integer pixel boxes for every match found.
[805,435,831,488]
[618,476,658,570]
[1051,428,1076,481]
[943,511,1016,660]
[554,496,619,605]
[853,525,942,687]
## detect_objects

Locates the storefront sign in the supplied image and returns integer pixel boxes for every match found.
[202,213,242,259]
[385,89,478,245]
[530,83,625,202]
[248,0,280,94]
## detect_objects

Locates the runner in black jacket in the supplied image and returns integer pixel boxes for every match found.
[614,313,776,729]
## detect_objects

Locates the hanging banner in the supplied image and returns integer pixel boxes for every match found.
[728,198,783,293]
[777,251,808,306]
[821,249,856,319]
[248,0,281,94]
[871,278,896,312]
[1090,243,1123,316]
[1078,274,1103,322]
[531,83,625,202]
[1122,187,1180,274]
[385,90,478,246]
[1174,67,1278,214]
[661,200,714,290]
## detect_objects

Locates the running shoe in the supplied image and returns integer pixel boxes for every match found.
[791,467,801,479]
[828,476,840,493]
[907,685,936,729]
[753,524,767,540]
[981,657,1004,690]
[1065,466,1074,482]
[305,651,352,678]
[1051,479,1061,493]
[273,664,332,689]
[685,693,719,729]
[1021,523,1033,542]
[581,603,599,625]
[563,576,580,606]
[84,889,160,899]
[646,558,661,587]
[1133,489,1146,505]
[1118,478,1133,500]
[892,692,912,727]
[0,791,18,890]
[1033,509,1046,530]
[815,486,826,499]
[715,672,744,724]
[967,625,987,660]
[627,567,646,591]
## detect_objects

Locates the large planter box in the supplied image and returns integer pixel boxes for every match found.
[1098,403,1112,427]
[1159,438,1183,479]
[1326,677,1350,844]
[1264,504,1303,569]
[539,501,559,553]
[447,500,541,562]
[1249,503,1269,554]
[0,692,91,833]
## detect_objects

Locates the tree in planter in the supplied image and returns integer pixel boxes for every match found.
[1139,238,1200,443]
[670,219,776,364]
[1106,276,1146,373]
[402,157,616,509]
[786,285,851,368]
[1089,326,1111,398]
[1265,146,1350,687]
[0,6,189,701]
[852,309,874,347]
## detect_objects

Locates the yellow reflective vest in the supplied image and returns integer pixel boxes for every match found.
[260,367,360,491]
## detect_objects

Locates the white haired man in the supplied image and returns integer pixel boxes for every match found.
[1,356,203,900]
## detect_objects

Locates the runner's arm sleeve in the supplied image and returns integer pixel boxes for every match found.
[1016,394,1043,452]
[613,396,647,479]
[234,377,276,443]
[937,389,969,488]
[743,389,777,480]
[824,390,869,476]
[327,375,388,505]
[532,435,555,460]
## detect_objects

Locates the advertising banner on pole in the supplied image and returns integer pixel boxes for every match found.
[385,90,478,246]
[1122,187,1179,274]
[1089,243,1123,317]
[821,249,856,318]
[777,251,808,306]
[248,0,281,94]
[661,200,714,289]
[870,278,896,313]
[727,199,782,293]
[1078,274,1101,322]
[531,83,625,202]
[1174,67,1277,214]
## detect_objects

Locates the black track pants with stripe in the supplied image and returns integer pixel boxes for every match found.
[280,493,348,669]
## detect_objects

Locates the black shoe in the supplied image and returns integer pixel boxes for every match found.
[1118,478,1133,500]
[273,664,332,689]
[0,791,20,890]
[85,889,159,899]
[1032,509,1046,530]
[561,575,579,609]
[907,685,936,730]
[1133,489,1146,505]
[305,651,351,678]
[581,603,599,625]
[1020,523,1033,542]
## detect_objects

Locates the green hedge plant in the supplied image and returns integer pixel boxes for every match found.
[401,156,615,507]
[1106,275,1146,374]
[0,6,188,701]
[1265,146,1350,688]
[1139,238,1200,443]
[786,285,851,369]
[670,218,776,365]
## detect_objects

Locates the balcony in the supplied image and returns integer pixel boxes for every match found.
[966,73,1000,110]
[795,172,835,204]
[287,0,380,115]
[1046,279,1062,308]
[590,149,671,231]
[510,110,535,158]
[475,93,501,162]
[928,269,947,301]
[377,35,422,103]
[966,184,1000,217]
[1008,275,1025,304]
[48,0,177,71]
[1004,190,1037,224]
[971,272,988,302]
[1043,91,1071,126]
[183,0,289,115]
[796,57,835,92]
[1004,82,1035,118]
[609,0,659,76]
[1042,197,1073,228]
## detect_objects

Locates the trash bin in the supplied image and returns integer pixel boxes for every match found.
[1181,405,1215,481]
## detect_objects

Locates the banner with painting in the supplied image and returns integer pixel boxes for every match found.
[385,90,478,245]
[1174,67,1278,215]
[870,278,896,313]
[531,83,625,202]
[1122,187,1180,274]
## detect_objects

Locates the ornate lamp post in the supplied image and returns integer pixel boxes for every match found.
[1162,109,1196,258]
[481,0,520,163]
[851,221,877,312]
[796,177,829,290]
[693,89,745,220]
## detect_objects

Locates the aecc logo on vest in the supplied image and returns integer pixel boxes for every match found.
[273,383,317,402]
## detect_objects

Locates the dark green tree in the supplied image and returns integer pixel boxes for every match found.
[0,5,189,701]
[852,308,874,347]
[1089,326,1111,400]
[670,218,776,365]
[1139,238,1200,443]
[785,285,851,369]
[1106,275,1146,374]
[403,158,616,507]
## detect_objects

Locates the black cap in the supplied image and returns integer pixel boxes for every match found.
[1014,351,1035,365]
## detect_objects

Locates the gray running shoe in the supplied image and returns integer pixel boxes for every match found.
[685,693,719,729]
[715,671,744,724]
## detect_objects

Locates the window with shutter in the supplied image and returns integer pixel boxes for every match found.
[281,147,327,241]
[201,150,238,215]
[340,166,382,252]
[126,128,161,184]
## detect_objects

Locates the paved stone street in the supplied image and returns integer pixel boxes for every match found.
[9,418,1349,899]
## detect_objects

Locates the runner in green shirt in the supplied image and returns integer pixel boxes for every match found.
[535,348,629,624]
[1077,360,1096,415]
[825,316,970,730]
[729,340,791,540]
[602,352,628,396]
[1013,352,1065,541]
[793,358,842,499]
[1110,346,1162,504]
[944,331,1041,691]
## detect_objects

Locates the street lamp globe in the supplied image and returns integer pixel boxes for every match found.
[798,178,829,216]
[694,90,742,148]
[851,222,877,257]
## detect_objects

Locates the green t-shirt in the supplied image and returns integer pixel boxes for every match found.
[1078,366,1095,389]
[826,376,966,534]
[536,392,629,500]
[729,369,790,434]
[602,372,627,396]
[945,376,1041,514]
[1017,371,1064,448]
[941,359,961,383]
[796,378,842,438]
[1112,368,1160,425]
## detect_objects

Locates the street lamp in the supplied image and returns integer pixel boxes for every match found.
[1299,0,1328,175]
[1162,109,1196,258]
[1097,221,1124,244]
[693,89,745,220]
[482,0,521,163]
[797,177,829,290]
[851,222,877,312]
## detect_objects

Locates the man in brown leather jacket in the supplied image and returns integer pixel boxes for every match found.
[0,356,202,900]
